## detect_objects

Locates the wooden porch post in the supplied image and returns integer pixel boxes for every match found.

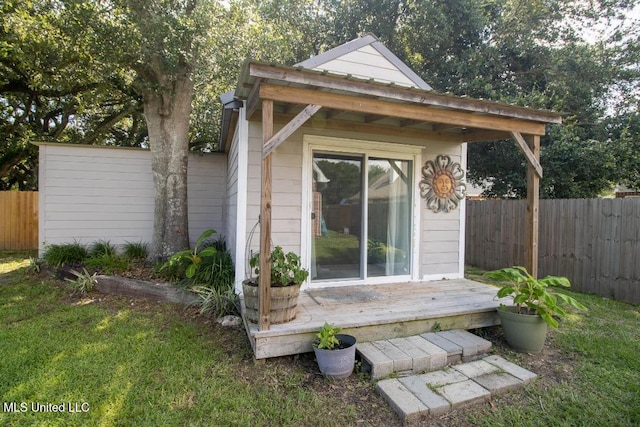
[524,135,540,278]
[259,100,273,331]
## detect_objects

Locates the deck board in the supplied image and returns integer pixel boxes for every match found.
[242,278,503,359]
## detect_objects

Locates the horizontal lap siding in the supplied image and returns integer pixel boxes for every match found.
[421,143,465,279]
[315,45,416,87]
[245,125,262,259]
[188,154,226,242]
[39,144,225,253]
[245,122,303,259]
[225,131,240,260]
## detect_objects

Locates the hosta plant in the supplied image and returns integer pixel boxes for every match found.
[487,266,587,329]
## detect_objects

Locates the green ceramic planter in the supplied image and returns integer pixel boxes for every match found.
[498,306,548,353]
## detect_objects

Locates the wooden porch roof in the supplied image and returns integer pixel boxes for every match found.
[233,60,562,144]
[229,56,562,332]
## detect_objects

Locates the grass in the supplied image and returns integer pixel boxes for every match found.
[0,252,387,427]
[464,265,640,427]
[2,251,639,426]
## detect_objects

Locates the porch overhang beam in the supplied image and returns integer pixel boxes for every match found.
[263,104,321,159]
[462,130,511,143]
[399,119,427,128]
[259,83,547,136]
[248,63,563,125]
[273,112,462,143]
[433,123,460,131]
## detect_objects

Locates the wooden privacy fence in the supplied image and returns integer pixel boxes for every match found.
[466,198,640,304]
[0,191,39,250]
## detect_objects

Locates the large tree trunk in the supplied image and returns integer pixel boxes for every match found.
[144,75,194,261]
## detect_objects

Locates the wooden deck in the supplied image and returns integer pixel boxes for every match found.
[241,279,503,359]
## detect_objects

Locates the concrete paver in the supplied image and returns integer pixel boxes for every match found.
[357,342,394,379]
[473,372,524,395]
[399,375,451,416]
[367,330,538,423]
[371,340,413,372]
[438,379,491,407]
[376,379,429,424]
[484,355,538,383]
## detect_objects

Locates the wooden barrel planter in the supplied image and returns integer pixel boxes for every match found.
[242,280,301,324]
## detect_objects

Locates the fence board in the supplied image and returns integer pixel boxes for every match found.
[0,191,39,250]
[466,198,640,304]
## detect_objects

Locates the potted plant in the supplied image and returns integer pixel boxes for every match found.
[487,266,587,353]
[312,322,357,379]
[242,246,309,324]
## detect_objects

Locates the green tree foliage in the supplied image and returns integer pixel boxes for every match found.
[2,0,639,201]
[306,0,640,198]
[0,1,146,190]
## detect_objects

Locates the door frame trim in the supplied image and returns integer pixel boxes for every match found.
[301,135,422,289]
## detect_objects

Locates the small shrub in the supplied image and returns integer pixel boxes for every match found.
[123,241,148,261]
[313,322,342,350]
[26,257,41,274]
[90,240,117,257]
[192,285,240,318]
[42,242,89,267]
[181,250,234,288]
[85,253,131,275]
[161,229,217,280]
[65,268,97,295]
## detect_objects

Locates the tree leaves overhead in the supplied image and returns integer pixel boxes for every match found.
[1,0,639,196]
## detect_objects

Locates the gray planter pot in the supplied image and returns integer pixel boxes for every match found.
[498,306,548,353]
[313,334,357,379]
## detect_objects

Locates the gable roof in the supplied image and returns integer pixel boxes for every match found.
[296,34,432,91]
[222,35,562,151]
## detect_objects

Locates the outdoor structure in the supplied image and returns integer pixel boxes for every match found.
[37,34,562,359]
[217,34,561,357]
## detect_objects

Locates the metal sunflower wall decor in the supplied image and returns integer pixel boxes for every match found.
[419,155,466,213]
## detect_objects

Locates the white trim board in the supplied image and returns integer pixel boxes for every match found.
[234,103,249,293]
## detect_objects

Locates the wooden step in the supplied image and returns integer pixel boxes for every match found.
[357,330,492,380]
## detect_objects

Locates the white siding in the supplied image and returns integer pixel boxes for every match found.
[189,153,226,242]
[313,45,417,88]
[244,122,304,271]
[420,142,465,280]
[245,123,262,261]
[225,131,240,257]
[38,144,226,254]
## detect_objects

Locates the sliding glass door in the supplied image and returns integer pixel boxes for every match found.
[367,158,412,277]
[311,152,412,282]
[311,153,363,280]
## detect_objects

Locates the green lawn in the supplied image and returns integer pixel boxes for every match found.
[0,252,393,426]
[2,252,639,426]
[466,265,640,427]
